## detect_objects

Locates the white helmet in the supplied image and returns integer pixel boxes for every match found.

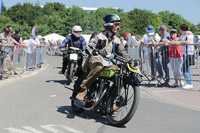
[72,25,82,37]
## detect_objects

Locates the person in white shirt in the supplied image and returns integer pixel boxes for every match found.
[141,25,161,79]
[23,35,41,68]
[169,24,195,89]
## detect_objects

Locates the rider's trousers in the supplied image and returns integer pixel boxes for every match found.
[80,56,103,90]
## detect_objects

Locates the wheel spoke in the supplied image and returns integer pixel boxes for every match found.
[106,81,140,126]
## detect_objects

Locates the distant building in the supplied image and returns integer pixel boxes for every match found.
[81,7,98,13]
[40,5,118,13]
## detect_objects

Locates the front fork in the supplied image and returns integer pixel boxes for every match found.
[115,69,128,106]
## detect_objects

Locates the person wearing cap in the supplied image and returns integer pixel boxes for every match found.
[168,29,184,87]
[168,24,195,89]
[150,25,171,87]
[123,32,139,47]
[141,25,162,79]
[123,32,139,61]
[0,28,11,79]
[0,27,20,79]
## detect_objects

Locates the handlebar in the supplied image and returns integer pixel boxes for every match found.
[114,54,129,63]
[69,47,80,51]
[106,54,141,67]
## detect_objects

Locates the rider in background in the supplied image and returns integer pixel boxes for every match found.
[76,14,130,101]
[59,25,86,75]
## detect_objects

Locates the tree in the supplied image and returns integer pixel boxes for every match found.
[158,11,198,34]
[6,3,43,27]
[3,2,198,38]
[62,6,88,36]
[42,2,66,17]
[1,3,7,16]
[0,15,15,31]
[127,8,161,36]
[197,23,200,30]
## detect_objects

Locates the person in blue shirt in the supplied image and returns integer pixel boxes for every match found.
[150,25,171,87]
[59,25,86,75]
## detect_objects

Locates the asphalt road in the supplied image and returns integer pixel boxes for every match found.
[0,55,199,133]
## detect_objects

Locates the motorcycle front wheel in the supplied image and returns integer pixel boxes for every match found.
[67,63,75,84]
[106,81,140,127]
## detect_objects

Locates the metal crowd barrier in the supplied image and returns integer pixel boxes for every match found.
[128,44,200,90]
[0,45,47,78]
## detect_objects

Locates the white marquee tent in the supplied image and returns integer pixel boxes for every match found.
[43,33,91,43]
[82,34,91,43]
[43,33,65,42]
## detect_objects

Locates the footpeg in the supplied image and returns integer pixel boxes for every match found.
[74,99,84,108]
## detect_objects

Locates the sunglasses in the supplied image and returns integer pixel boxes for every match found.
[170,31,177,34]
[113,22,120,28]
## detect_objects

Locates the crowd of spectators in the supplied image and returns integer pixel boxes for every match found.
[0,25,53,80]
[120,24,199,90]
[1,24,199,88]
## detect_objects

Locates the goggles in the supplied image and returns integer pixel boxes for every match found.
[113,22,120,28]
[74,31,81,33]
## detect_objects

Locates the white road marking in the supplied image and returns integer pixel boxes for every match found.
[5,126,43,133]
[41,124,83,133]
[152,90,181,93]
[23,127,44,133]
[50,95,57,97]
[5,124,83,133]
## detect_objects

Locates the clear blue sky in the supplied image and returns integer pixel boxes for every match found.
[3,0,200,25]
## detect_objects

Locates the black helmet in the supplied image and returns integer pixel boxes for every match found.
[103,14,121,31]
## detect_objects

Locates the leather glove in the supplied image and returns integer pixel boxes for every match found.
[98,49,107,57]
[92,49,99,56]
[128,58,134,63]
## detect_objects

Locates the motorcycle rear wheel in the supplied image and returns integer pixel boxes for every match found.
[106,81,140,127]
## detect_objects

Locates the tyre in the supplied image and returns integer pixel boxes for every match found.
[67,63,75,84]
[106,81,140,127]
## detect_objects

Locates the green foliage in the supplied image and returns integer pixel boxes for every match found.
[127,9,162,36]
[158,11,198,35]
[1,2,199,38]
[0,15,15,31]
[62,6,88,36]
[1,3,7,16]
[197,23,200,29]
[6,3,43,27]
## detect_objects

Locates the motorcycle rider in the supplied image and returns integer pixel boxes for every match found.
[59,25,86,75]
[76,14,131,101]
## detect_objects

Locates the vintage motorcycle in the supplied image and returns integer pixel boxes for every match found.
[66,47,82,85]
[70,54,143,127]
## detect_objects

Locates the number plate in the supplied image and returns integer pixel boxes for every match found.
[70,53,78,60]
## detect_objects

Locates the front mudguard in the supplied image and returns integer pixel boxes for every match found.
[123,73,142,86]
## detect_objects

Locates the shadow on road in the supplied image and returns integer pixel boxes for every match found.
[57,105,110,125]
[46,80,66,85]
[52,67,62,69]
